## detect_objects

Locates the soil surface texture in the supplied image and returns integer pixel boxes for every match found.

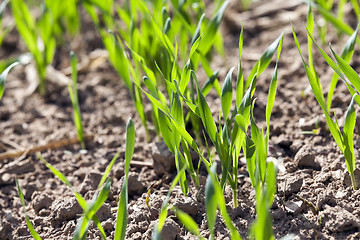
[1,0,360,239]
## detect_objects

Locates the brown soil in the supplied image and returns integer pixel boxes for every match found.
[1,0,360,239]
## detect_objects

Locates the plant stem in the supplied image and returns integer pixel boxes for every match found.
[350,171,357,190]
[233,187,238,208]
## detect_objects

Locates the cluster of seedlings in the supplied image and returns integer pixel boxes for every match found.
[1,0,360,239]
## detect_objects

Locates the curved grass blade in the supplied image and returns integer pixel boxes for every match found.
[202,71,219,97]
[115,118,135,239]
[343,94,357,190]
[205,163,242,240]
[245,32,283,89]
[330,45,360,94]
[152,167,186,239]
[193,71,218,144]
[172,208,204,239]
[327,25,359,110]
[0,62,18,100]
[236,23,244,109]
[74,179,111,239]
[293,25,344,151]
[311,1,360,44]
[37,153,106,239]
[15,179,42,240]
[221,67,234,120]
[191,13,205,46]
[69,51,85,149]
[197,0,229,55]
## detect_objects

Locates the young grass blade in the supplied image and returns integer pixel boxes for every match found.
[115,118,135,239]
[0,62,18,100]
[343,94,357,190]
[265,34,282,148]
[311,2,360,43]
[15,179,42,240]
[172,208,204,239]
[327,25,359,110]
[202,71,219,97]
[221,67,235,120]
[292,26,344,150]
[37,153,107,239]
[191,13,205,46]
[197,0,229,55]
[74,179,111,239]
[245,33,283,89]
[158,110,176,154]
[205,164,218,240]
[236,24,244,109]
[98,150,121,190]
[330,45,360,94]
[304,26,345,80]
[124,118,135,177]
[69,51,85,149]
[205,163,242,240]
[152,167,186,239]
[37,152,106,238]
[307,2,317,80]
[193,71,218,144]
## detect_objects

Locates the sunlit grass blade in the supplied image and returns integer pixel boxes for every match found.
[113,119,135,239]
[205,165,217,239]
[0,62,18,100]
[327,25,359,110]
[74,179,111,239]
[343,94,357,190]
[15,179,42,240]
[197,0,229,55]
[251,162,277,240]
[202,71,219,97]
[37,153,106,238]
[152,167,186,239]
[311,1,360,44]
[306,2,321,91]
[69,51,85,149]
[221,67,235,120]
[329,45,360,94]
[193,71,218,144]
[98,151,121,190]
[172,207,204,239]
[205,163,242,240]
[191,13,205,46]
[236,23,244,109]
[292,26,344,150]
[245,32,283,89]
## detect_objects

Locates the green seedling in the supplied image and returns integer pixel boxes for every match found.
[205,163,242,240]
[15,179,42,240]
[152,167,187,240]
[84,0,229,140]
[309,0,360,45]
[292,24,359,190]
[10,0,56,94]
[44,0,80,36]
[38,153,109,239]
[249,161,278,240]
[35,119,135,239]
[68,51,85,149]
[115,118,135,240]
[191,30,283,206]
[0,62,19,100]
[152,164,241,240]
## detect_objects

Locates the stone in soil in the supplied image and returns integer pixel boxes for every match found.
[294,145,321,170]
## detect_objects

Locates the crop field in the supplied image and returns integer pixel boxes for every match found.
[0,0,360,239]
